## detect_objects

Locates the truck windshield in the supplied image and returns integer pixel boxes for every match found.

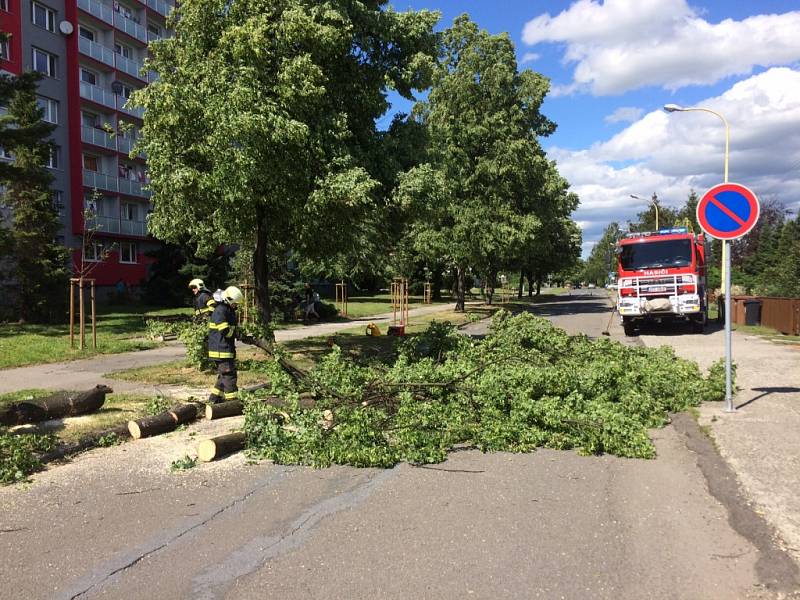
[620,239,693,270]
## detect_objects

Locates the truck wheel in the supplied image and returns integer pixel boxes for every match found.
[623,319,637,337]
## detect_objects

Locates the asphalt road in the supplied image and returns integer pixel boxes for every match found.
[2,291,798,600]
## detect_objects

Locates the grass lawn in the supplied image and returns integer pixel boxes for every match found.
[327,292,452,320]
[0,388,160,444]
[0,305,192,370]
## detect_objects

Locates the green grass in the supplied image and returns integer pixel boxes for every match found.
[327,293,451,320]
[0,305,191,370]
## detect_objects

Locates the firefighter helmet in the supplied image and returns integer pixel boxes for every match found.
[188,278,204,290]
[223,286,243,305]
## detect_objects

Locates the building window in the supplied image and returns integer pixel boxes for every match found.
[119,84,133,99]
[120,242,137,263]
[32,47,57,77]
[78,26,95,41]
[32,2,56,32]
[0,0,8,12]
[80,68,97,85]
[120,202,138,221]
[0,38,10,61]
[83,241,105,262]
[83,154,98,172]
[37,96,58,124]
[52,190,64,215]
[46,146,60,169]
[147,23,160,37]
[113,43,133,59]
[81,111,98,128]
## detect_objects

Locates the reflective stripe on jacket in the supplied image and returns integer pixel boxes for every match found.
[194,289,216,317]
[208,302,236,359]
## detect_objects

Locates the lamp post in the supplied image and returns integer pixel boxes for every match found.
[664,103,734,412]
[630,193,660,230]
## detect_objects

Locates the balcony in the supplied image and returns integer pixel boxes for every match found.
[88,215,147,237]
[117,137,145,158]
[120,218,147,236]
[118,177,151,198]
[147,70,159,83]
[115,53,145,80]
[117,97,144,119]
[78,36,114,67]
[83,169,118,192]
[77,0,113,24]
[79,81,116,109]
[114,13,147,43]
[81,125,116,151]
[146,0,173,17]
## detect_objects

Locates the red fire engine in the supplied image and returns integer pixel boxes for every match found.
[615,227,708,336]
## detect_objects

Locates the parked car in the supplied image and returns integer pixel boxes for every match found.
[588,283,596,289]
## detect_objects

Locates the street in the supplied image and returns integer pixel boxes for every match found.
[1,292,799,600]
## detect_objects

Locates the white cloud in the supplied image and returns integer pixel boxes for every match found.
[523,0,800,95]
[520,52,540,64]
[553,68,800,256]
[604,106,644,124]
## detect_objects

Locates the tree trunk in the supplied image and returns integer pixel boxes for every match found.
[517,269,524,298]
[455,265,466,312]
[205,393,316,420]
[485,270,496,305]
[0,385,111,426]
[536,276,542,296]
[197,432,246,462]
[253,207,272,330]
[526,270,534,297]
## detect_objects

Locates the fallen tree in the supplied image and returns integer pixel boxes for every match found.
[243,313,727,468]
[197,432,246,462]
[0,385,112,426]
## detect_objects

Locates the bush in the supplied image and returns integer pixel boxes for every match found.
[1,428,57,484]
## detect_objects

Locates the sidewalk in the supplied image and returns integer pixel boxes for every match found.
[0,302,457,395]
[638,327,800,564]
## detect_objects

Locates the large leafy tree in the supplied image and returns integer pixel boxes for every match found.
[133,0,439,324]
[583,222,622,286]
[0,72,69,322]
[396,15,558,310]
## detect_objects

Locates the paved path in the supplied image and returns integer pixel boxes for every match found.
[2,292,798,599]
[0,303,457,395]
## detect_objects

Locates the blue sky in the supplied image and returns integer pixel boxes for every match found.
[382,0,800,256]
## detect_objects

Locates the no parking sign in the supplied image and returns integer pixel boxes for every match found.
[696,183,760,240]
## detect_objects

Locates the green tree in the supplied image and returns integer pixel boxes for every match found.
[133,0,439,325]
[757,216,800,297]
[0,72,69,322]
[583,222,622,286]
[396,15,557,310]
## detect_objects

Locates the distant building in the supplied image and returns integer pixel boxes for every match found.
[0,0,173,291]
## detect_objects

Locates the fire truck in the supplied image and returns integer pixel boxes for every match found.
[615,227,708,336]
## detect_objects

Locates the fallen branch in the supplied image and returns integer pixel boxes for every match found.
[206,393,316,420]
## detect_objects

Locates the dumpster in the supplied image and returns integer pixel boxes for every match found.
[744,299,762,326]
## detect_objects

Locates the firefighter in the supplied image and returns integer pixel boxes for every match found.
[188,278,216,320]
[207,286,243,404]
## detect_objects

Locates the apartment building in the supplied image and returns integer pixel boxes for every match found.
[0,0,172,290]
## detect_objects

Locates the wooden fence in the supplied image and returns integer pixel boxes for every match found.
[730,296,800,336]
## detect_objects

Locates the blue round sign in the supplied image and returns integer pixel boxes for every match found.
[697,183,760,240]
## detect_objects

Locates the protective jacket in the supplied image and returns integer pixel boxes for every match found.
[208,302,236,359]
[194,289,216,317]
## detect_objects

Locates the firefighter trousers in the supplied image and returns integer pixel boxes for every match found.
[209,359,238,403]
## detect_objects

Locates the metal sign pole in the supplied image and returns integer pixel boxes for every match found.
[724,239,734,412]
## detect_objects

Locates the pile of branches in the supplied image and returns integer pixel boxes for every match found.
[243,313,726,467]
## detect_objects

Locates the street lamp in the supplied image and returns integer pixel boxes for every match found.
[664,103,734,412]
[630,193,659,230]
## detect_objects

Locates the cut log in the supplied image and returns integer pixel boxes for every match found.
[205,401,243,420]
[197,432,246,462]
[128,403,199,439]
[0,385,112,426]
[205,394,317,420]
